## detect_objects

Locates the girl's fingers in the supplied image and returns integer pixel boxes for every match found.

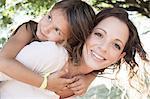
[56,90,63,95]
[70,85,82,91]
[59,77,76,90]
[74,89,84,96]
[64,77,76,84]
[69,80,80,88]
[59,77,75,85]
[62,86,68,90]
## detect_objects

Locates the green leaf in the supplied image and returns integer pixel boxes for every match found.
[0,37,6,45]
[0,0,6,7]
[77,84,109,99]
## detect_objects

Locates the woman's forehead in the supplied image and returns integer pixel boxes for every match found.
[94,16,129,45]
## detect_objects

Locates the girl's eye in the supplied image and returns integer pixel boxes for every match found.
[55,28,61,35]
[114,43,121,50]
[48,15,52,21]
[94,32,103,38]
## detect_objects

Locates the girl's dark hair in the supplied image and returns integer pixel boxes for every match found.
[94,7,149,77]
[53,0,95,65]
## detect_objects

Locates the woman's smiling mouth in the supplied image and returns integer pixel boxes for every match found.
[91,50,106,61]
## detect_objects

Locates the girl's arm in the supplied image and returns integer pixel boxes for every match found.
[0,72,12,81]
[0,24,43,87]
[0,23,75,94]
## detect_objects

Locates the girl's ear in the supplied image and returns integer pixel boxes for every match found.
[118,52,126,61]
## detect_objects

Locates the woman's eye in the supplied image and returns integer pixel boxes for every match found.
[94,32,103,38]
[114,43,121,50]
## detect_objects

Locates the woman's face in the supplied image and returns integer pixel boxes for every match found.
[82,16,129,71]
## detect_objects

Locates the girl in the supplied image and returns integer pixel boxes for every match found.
[0,0,95,98]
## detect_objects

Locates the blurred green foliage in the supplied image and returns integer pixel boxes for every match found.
[0,37,6,47]
[0,37,6,44]
[0,0,149,28]
[0,0,57,28]
[0,0,6,7]
[76,84,128,99]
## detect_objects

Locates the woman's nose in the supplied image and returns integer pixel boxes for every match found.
[98,42,109,53]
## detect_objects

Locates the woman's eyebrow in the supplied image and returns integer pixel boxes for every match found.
[115,39,125,47]
[95,28,107,34]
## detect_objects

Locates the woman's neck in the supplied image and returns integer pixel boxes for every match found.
[67,61,93,77]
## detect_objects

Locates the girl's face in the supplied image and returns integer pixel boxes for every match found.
[36,9,70,42]
[82,16,129,71]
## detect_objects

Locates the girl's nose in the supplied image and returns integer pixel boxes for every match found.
[43,25,52,35]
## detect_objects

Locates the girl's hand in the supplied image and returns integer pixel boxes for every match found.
[55,87,74,98]
[69,74,95,96]
[47,69,76,94]
[69,75,87,96]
